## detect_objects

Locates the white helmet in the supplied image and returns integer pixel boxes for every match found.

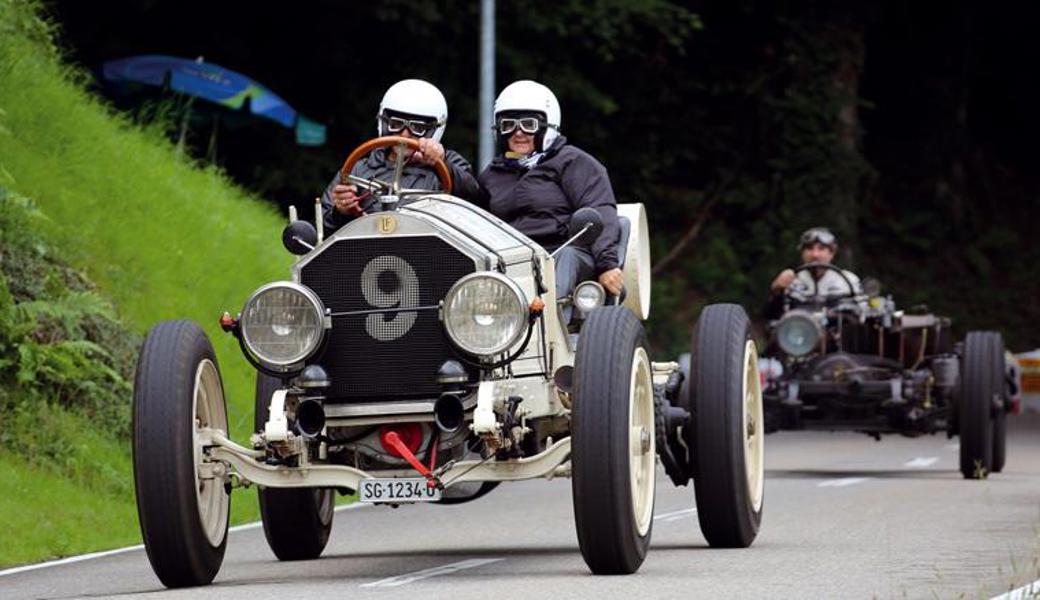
[377,79,448,142]
[494,80,561,151]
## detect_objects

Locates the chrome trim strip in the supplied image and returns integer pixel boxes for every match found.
[323,394,477,419]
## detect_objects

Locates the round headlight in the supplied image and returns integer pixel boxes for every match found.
[443,272,527,357]
[573,281,605,314]
[240,282,326,368]
[776,310,822,357]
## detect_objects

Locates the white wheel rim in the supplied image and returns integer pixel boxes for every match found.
[629,346,655,537]
[193,359,229,547]
[742,340,765,512]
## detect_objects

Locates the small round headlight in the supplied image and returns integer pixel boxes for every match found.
[776,310,822,357]
[573,281,606,314]
[240,282,326,368]
[443,272,527,357]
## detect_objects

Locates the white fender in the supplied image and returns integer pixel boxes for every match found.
[617,203,651,320]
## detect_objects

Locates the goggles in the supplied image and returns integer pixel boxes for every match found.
[799,228,836,249]
[380,114,441,138]
[497,116,543,136]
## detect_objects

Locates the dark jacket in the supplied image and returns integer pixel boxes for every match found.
[476,136,621,274]
[321,148,480,232]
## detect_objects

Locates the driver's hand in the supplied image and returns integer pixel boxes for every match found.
[770,269,796,293]
[599,268,624,296]
[332,184,363,215]
[412,138,445,166]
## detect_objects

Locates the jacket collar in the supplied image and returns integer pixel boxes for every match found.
[491,135,568,170]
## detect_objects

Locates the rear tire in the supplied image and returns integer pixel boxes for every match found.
[255,373,335,560]
[992,343,1009,474]
[689,304,764,547]
[960,331,1003,479]
[572,307,656,574]
[133,320,229,588]
[993,402,1007,473]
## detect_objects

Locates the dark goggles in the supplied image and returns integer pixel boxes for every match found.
[497,116,543,136]
[799,228,836,248]
[380,114,440,138]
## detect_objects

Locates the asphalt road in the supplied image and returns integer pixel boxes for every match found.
[5,415,1040,600]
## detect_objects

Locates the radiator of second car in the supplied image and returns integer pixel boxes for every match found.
[300,236,476,401]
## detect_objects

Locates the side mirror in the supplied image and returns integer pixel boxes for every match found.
[862,277,882,297]
[567,207,604,248]
[282,220,318,255]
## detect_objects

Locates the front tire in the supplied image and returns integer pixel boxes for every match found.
[133,320,229,588]
[688,304,764,547]
[255,373,335,560]
[572,307,656,574]
[960,331,1004,479]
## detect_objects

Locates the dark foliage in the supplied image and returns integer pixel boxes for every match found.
[44,0,1040,353]
[0,188,140,454]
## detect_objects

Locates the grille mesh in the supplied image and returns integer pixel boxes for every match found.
[301,236,475,400]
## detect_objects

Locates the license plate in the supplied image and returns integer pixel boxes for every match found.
[358,477,441,503]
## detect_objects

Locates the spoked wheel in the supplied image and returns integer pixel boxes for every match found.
[133,320,230,588]
[255,373,335,560]
[960,331,1004,479]
[572,306,656,574]
[689,304,764,547]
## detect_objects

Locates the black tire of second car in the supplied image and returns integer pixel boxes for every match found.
[991,338,1008,473]
[688,303,764,548]
[960,331,1004,478]
[132,320,229,588]
[255,373,336,560]
[572,306,655,575]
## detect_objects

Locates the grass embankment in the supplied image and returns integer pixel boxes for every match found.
[0,0,295,565]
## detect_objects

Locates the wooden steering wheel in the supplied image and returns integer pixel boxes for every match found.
[339,136,453,195]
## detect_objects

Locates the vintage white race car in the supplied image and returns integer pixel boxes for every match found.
[132,136,765,587]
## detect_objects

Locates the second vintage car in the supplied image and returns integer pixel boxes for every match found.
[760,262,1011,480]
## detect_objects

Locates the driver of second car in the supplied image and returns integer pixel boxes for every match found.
[765,227,862,318]
[320,79,480,233]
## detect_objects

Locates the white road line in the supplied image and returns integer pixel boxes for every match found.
[990,577,1040,600]
[360,558,504,588]
[0,502,365,577]
[654,508,696,522]
[818,477,870,488]
[904,456,940,468]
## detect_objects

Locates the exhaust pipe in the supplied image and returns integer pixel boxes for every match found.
[295,398,326,438]
[434,393,465,433]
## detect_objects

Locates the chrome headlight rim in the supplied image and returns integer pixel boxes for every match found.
[776,309,823,357]
[443,271,528,358]
[573,281,606,315]
[240,281,327,369]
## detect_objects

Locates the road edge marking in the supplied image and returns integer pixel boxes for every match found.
[990,577,1040,600]
[0,502,364,577]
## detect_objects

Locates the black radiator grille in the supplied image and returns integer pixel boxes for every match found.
[300,236,475,400]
